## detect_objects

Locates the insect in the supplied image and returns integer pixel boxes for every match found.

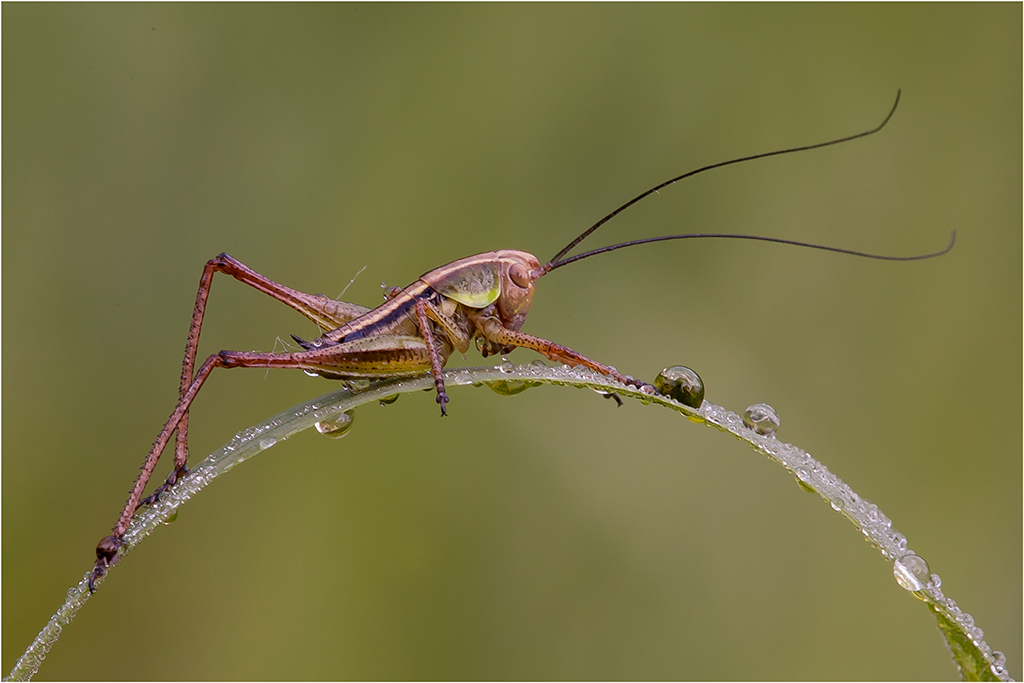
[90,91,953,589]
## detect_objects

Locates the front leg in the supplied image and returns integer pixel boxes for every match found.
[415,300,450,416]
[478,317,647,390]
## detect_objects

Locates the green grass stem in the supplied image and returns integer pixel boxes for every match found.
[4,363,1011,681]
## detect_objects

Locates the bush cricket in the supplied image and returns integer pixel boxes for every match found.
[90,90,953,590]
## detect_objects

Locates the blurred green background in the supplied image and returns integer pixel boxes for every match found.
[3,4,1020,680]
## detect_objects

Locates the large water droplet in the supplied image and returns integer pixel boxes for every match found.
[485,379,535,396]
[259,437,277,450]
[303,369,319,378]
[893,553,931,591]
[162,511,179,525]
[653,365,705,408]
[743,402,780,436]
[315,410,356,439]
[379,394,399,406]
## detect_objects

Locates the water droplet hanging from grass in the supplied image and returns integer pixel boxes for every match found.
[315,410,356,439]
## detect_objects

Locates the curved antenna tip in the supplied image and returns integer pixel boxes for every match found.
[877,89,903,132]
[547,91,910,267]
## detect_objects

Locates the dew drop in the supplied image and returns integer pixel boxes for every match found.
[303,369,319,378]
[530,359,549,369]
[162,511,179,525]
[790,479,815,493]
[653,365,705,409]
[499,359,515,373]
[259,437,277,450]
[379,394,399,406]
[315,410,356,439]
[743,402,780,436]
[929,573,942,588]
[485,379,534,396]
[794,467,815,493]
[312,338,323,348]
[346,378,371,392]
[893,553,931,591]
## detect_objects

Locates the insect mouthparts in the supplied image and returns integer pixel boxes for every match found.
[290,334,314,350]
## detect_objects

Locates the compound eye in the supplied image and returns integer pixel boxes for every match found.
[509,263,531,289]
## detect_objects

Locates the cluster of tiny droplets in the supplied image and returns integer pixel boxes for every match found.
[4,576,93,681]
[928,582,1012,680]
[690,396,1013,682]
[516,362,1015,683]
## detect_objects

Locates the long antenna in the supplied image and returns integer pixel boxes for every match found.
[545,230,956,272]
[546,90,903,269]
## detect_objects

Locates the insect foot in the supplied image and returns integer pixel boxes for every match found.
[89,535,123,592]
[436,390,449,416]
[598,391,624,406]
[136,466,190,511]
